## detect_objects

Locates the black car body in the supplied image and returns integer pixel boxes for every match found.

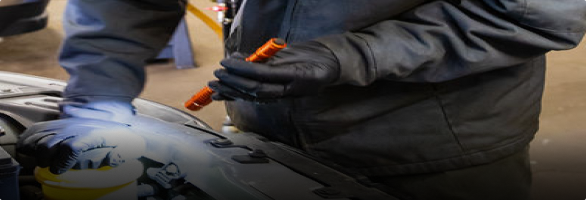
[0,71,395,200]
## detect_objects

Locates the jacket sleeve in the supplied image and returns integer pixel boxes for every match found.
[59,0,186,103]
[316,0,586,85]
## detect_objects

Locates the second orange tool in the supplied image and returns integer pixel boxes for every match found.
[184,38,287,111]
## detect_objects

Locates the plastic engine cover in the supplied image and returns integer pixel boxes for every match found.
[0,71,396,200]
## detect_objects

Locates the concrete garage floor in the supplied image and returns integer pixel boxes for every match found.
[1,1,585,199]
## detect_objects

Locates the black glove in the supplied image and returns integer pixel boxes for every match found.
[208,41,340,102]
[17,100,145,174]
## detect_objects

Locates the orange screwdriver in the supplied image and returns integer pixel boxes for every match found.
[184,38,287,111]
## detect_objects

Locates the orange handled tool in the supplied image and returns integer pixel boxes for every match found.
[184,38,287,111]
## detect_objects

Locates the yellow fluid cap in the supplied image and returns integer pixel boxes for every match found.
[35,160,143,189]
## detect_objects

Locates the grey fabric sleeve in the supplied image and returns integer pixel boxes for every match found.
[59,0,186,103]
[317,0,586,85]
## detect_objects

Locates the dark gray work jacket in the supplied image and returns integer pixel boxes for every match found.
[59,0,585,176]
[224,0,586,176]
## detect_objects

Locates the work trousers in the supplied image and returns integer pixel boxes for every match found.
[370,147,531,200]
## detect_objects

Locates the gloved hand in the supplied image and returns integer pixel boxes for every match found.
[16,100,145,174]
[208,41,340,102]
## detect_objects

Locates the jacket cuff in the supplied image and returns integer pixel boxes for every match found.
[315,33,377,86]
[60,95,136,123]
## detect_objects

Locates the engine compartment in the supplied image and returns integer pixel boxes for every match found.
[0,71,396,200]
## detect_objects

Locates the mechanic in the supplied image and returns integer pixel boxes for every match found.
[17,0,586,199]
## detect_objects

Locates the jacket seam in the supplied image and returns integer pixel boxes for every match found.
[280,0,299,41]
[354,34,378,81]
[431,84,465,153]
[289,99,309,151]
[520,0,529,23]
[520,25,586,34]
[353,128,536,176]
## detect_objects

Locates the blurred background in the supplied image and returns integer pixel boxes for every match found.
[0,0,584,199]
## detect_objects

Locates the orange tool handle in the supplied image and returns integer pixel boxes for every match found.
[246,38,287,62]
[184,38,287,111]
